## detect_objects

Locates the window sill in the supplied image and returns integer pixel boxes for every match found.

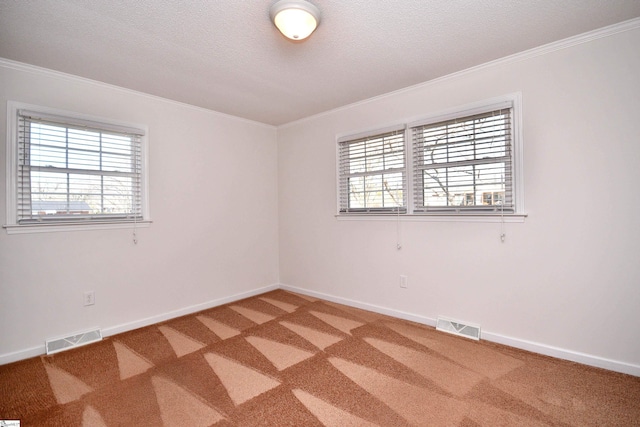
[335,213,527,223]
[3,220,152,235]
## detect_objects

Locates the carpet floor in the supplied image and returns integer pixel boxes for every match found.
[1,290,639,426]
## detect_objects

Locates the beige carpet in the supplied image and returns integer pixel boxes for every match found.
[1,290,639,426]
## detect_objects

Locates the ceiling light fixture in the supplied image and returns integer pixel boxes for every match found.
[270,0,320,41]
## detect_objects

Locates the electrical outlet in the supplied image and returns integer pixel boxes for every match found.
[399,275,408,288]
[83,291,95,306]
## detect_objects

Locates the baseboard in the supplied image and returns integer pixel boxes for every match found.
[102,283,279,338]
[0,345,47,366]
[279,284,438,327]
[280,284,640,377]
[0,283,279,366]
[482,331,640,377]
[4,282,639,377]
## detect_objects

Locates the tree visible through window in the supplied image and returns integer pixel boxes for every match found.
[15,109,144,224]
[412,108,513,213]
[338,129,406,213]
[337,97,520,217]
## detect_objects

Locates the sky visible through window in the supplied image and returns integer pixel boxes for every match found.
[26,122,138,218]
[414,110,511,211]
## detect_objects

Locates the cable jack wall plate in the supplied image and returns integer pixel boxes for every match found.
[436,316,481,341]
[46,328,102,355]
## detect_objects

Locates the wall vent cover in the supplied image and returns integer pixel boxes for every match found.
[46,328,102,355]
[436,317,481,341]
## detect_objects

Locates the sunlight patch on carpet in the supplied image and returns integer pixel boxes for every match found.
[158,325,206,358]
[385,321,524,379]
[245,336,315,371]
[229,305,276,325]
[291,293,317,302]
[279,321,343,350]
[292,388,380,427]
[204,353,280,406]
[364,337,484,396]
[113,341,153,380]
[81,405,108,427]
[309,311,364,335]
[492,376,594,426]
[152,375,225,426]
[196,315,241,340]
[329,357,467,426]
[44,363,93,404]
[259,297,298,313]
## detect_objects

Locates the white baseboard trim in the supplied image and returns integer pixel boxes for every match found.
[280,284,438,327]
[482,331,640,377]
[0,283,279,366]
[280,284,640,377]
[102,283,279,338]
[0,345,47,366]
[3,282,639,377]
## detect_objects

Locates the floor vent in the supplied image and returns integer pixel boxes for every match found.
[46,328,102,355]
[436,317,481,341]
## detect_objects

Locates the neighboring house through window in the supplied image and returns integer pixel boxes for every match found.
[4,102,149,233]
[338,127,406,214]
[337,94,524,219]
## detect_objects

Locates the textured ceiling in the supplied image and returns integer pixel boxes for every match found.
[1,0,639,126]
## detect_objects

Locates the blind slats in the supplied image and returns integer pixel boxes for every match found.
[412,108,513,213]
[17,112,143,223]
[338,130,406,213]
[337,102,517,215]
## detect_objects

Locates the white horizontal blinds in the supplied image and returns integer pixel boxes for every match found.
[339,129,406,213]
[17,110,143,223]
[412,107,513,213]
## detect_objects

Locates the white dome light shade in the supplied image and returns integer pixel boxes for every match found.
[270,0,320,40]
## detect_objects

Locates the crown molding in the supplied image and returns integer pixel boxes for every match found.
[0,57,276,130]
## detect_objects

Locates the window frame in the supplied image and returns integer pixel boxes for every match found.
[4,101,151,234]
[337,125,407,214]
[336,94,525,221]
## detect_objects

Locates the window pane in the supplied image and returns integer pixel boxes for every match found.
[413,106,513,212]
[348,176,365,208]
[30,144,66,168]
[30,171,67,195]
[68,174,101,196]
[30,123,66,148]
[339,129,406,212]
[68,148,101,170]
[103,152,133,173]
[68,128,100,151]
[422,168,449,207]
[366,154,384,172]
[366,139,383,156]
[103,194,134,214]
[364,174,383,208]
[17,111,143,223]
[383,172,403,207]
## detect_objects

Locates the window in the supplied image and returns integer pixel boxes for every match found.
[338,127,406,213]
[5,102,149,233]
[337,95,523,219]
[411,108,513,213]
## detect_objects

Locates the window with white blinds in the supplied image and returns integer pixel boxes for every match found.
[336,95,522,217]
[411,108,513,213]
[338,129,406,213]
[10,107,146,226]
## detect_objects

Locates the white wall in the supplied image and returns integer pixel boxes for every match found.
[278,24,640,374]
[0,61,280,362]
[2,23,639,376]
